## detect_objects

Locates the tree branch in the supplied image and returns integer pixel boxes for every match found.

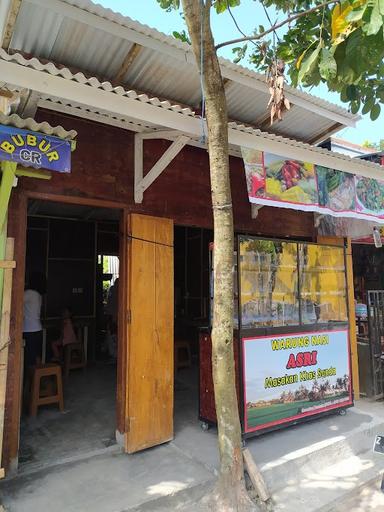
[215,0,337,50]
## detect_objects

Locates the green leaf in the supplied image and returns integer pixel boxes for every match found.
[319,49,337,81]
[380,0,384,15]
[364,3,384,36]
[370,103,381,120]
[157,0,179,11]
[172,30,190,44]
[346,85,358,101]
[340,86,349,103]
[298,44,321,84]
[214,0,240,14]
[362,97,375,114]
[346,6,367,23]
[350,100,361,114]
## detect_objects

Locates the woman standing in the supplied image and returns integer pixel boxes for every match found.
[23,272,46,367]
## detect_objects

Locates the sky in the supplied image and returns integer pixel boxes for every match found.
[97,0,383,146]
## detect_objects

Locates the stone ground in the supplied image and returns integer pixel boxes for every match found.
[2,363,384,511]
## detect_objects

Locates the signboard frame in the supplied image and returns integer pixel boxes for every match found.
[0,124,72,173]
[240,329,353,436]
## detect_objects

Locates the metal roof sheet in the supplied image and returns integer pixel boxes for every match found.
[0,49,196,117]
[1,49,380,179]
[0,111,77,139]
[7,0,358,144]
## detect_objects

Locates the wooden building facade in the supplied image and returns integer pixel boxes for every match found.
[0,0,382,475]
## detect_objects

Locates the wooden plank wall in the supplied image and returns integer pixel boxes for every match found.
[2,108,316,470]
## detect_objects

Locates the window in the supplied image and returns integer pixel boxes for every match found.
[299,244,347,324]
[238,236,348,329]
[239,238,299,328]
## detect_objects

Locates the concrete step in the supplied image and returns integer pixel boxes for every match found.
[258,409,384,495]
[271,449,384,512]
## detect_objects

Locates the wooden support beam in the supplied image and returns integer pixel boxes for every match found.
[134,133,143,204]
[243,448,270,503]
[17,89,40,119]
[251,204,263,219]
[114,43,143,84]
[134,134,190,204]
[0,261,15,269]
[346,237,359,399]
[1,0,22,50]
[0,162,16,232]
[14,168,52,180]
[0,237,15,478]
[307,122,343,145]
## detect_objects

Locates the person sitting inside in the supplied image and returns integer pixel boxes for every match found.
[51,307,77,361]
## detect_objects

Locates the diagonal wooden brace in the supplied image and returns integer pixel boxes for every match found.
[134,132,190,203]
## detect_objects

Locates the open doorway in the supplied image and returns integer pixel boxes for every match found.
[19,199,122,470]
[173,226,212,430]
[353,243,384,399]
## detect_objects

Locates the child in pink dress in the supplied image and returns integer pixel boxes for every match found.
[51,308,77,361]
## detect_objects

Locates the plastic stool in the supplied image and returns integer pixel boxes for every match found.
[29,363,64,416]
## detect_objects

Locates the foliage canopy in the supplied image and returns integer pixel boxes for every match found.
[157,0,384,121]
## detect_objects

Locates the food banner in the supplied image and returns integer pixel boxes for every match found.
[242,330,352,433]
[242,148,384,224]
[0,124,71,173]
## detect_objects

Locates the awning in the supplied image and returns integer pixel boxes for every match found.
[0,49,382,204]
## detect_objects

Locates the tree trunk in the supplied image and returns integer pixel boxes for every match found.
[181,1,258,510]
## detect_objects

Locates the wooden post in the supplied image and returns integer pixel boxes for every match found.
[243,448,270,503]
[0,162,16,311]
[0,238,15,477]
[345,237,359,398]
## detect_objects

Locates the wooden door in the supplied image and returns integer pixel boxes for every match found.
[125,214,174,453]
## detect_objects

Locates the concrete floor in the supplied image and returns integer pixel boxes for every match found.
[3,364,384,511]
[19,363,118,472]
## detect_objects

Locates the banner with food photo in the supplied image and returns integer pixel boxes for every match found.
[241,149,384,224]
[316,166,355,212]
[355,176,384,218]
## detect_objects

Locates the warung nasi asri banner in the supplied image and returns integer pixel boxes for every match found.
[242,330,352,433]
[242,148,384,223]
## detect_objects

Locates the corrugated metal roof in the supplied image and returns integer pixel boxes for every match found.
[1,48,381,178]
[0,112,77,139]
[0,49,195,117]
[7,0,358,144]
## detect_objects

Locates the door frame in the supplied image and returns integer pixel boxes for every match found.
[5,190,129,472]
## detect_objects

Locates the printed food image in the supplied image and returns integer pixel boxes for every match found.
[317,166,355,211]
[243,163,265,197]
[241,148,263,165]
[241,148,265,198]
[265,155,317,204]
[356,177,384,214]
